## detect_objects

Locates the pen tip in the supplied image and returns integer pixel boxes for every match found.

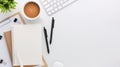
[48,50,50,54]
[44,27,46,30]
[50,41,52,44]
[52,17,55,21]
[52,17,54,19]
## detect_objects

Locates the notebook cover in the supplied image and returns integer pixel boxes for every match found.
[12,25,43,66]
[4,31,48,67]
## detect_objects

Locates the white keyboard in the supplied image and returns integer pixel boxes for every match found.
[40,0,78,16]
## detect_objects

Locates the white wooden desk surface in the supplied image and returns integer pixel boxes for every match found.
[1,0,120,67]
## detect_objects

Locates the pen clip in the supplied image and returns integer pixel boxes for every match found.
[0,35,2,40]
[44,27,48,37]
[0,59,3,64]
[52,17,55,28]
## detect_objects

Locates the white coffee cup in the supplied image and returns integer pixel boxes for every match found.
[22,0,41,20]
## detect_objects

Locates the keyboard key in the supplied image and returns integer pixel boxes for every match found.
[51,10,55,13]
[57,3,60,6]
[50,2,54,5]
[45,4,50,8]
[60,1,64,4]
[48,12,52,15]
[54,8,58,11]
[57,0,60,1]
[58,6,62,9]
[46,7,53,11]
[63,0,69,3]
[43,1,48,5]
[54,4,57,7]
[53,0,57,3]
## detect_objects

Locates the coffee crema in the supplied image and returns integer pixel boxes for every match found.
[24,2,40,18]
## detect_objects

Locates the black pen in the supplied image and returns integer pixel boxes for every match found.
[50,17,55,44]
[43,27,50,54]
